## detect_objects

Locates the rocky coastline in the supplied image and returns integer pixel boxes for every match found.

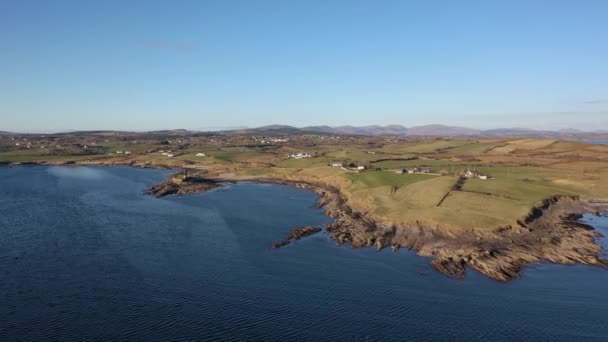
[151,173,608,282]
[6,161,608,282]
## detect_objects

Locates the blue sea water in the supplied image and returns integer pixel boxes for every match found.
[0,166,607,341]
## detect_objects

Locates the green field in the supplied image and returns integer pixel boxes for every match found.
[3,134,608,232]
[443,142,494,155]
[382,140,472,154]
[345,171,436,191]
[371,159,474,171]
[394,176,456,205]
[439,191,530,228]
[462,178,571,204]
[276,157,330,168]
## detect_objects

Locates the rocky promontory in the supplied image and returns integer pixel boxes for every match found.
[145,171,222,197]
[271,226,323,249]
[146,172,608,282]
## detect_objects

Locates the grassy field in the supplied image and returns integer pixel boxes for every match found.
[276,157,330,168]
[462,178,570,204]
[380,140,472,154]
[371,159,479,174]
[3,134,607,232]
[345,171,436,190]
[392,176,457,207]
[443,142,494,155]
[439,191,531,228]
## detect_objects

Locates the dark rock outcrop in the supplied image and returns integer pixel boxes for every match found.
[145,173,222,197]
[272,226,322,249]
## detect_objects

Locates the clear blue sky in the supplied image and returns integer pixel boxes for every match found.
[1,0,607,132]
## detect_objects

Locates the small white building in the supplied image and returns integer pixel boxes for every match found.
[465,169,489,179]
[116,151,124,154]
[357,166,365,170]
[289,152,311,159]
[167,153,174,158]
[464,170,477,178]
[124,151,132,155]
[330,162,342,167]
[195,152,206,157]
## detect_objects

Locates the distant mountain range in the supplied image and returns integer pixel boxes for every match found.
[235,124,607,138]
[2,125,607,138]
[301,125,409,135]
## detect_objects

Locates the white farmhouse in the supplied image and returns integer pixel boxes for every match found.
[464,170,477,178]
[289,152,311,159]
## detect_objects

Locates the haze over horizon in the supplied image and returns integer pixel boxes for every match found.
[2,1,607,132]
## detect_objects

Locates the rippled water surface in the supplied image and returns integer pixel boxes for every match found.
[1,166,608,341]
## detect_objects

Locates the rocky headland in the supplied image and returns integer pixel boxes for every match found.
[146,172,608,282]
[145,171,223,197]
[9,161,606,282]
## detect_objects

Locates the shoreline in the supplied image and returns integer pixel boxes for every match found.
[5,160,608,282]
[148,169,608,282]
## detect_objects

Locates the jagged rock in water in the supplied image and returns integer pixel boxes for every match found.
[272,226,322,249]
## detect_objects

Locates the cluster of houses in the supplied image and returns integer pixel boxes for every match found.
[15,142,33,149]
[257,137,290,144]
[329,161,365,171]
[464,170,489,180]
[289,152,311,159]
[394,167,432,174]
[159,150,174,158]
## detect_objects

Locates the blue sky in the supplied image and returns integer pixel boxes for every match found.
[1,0,607,132]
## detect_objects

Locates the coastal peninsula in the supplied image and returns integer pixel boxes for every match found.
[2,130,608,281]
